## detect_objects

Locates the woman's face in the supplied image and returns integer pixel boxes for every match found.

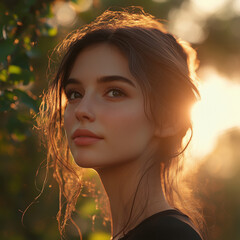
[63,43,157,169]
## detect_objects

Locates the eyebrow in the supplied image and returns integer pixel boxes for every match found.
[64,75,136,88]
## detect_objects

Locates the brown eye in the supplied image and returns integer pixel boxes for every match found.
[106,88,126,98]
[66,90,82,100]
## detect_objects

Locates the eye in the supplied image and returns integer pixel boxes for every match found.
[106,88,126,98]
[66,90,82,101]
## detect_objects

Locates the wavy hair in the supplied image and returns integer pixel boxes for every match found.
[37,6,205,239]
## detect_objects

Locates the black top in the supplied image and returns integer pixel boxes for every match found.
[118,209,203,240]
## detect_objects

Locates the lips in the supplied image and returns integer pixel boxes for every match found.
[72,129,103,146]
[72,129,102,139]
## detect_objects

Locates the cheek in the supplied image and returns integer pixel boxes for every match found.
[104,103,153,143]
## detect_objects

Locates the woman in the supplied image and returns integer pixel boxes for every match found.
[38,6,205,240]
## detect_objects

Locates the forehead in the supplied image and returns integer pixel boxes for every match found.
[69,43,135,82]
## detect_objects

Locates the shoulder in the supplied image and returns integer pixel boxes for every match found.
[122,210,203,240]
[150,214,203,240]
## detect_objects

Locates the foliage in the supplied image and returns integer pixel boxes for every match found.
[0,0,57,142]
[0,1,58,239]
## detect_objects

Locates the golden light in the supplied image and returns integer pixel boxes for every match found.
[168,0,240,44]
[190,0,229,15]
[188,67,240,161]
[232,0,240,14]
[53,1,77,26]
[168,2,208,44]
[204,131,239,179]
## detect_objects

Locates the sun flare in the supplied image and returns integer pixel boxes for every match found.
[186,67,240,162]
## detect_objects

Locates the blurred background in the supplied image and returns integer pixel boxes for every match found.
[0,0,240,239]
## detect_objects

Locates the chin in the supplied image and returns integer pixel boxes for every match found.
[73,157,120,171]
[73,155,103,169]
[74,159,97,168]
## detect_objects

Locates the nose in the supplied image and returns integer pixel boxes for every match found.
[74,93,96,122]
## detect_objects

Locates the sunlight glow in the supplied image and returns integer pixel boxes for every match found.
[168,3,208,44]
[205,130,239,179]
[53,2,77,26]
[188,67,240,159]
[190,0,229,15]
[232,0,240,14]
[168,0,239,43]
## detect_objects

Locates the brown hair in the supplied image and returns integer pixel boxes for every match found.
[37,6,205,239]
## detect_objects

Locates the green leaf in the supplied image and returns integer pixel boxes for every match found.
[8,65,22,74]
[2,90,15,100]
[6,114,30,142]
[11,51,30,70]
[24,0,37,8]
[0,90,15,111]
[48,27,57,37]
[13,88,38,112]
[0,98,12,111]
[23,36,31,50]
[22,70,35,85]
[42,3,54,18]
[11,130,27,142]
[9,69,35,85]
[0,39,15,62]
[0,69,8,82]
[88,232,111,240]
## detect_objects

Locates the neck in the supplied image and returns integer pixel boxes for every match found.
[95,154,172,239]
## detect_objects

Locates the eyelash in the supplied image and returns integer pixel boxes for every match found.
[106,87,127,98]
[65,90,82,101]
[65,87,126,101]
